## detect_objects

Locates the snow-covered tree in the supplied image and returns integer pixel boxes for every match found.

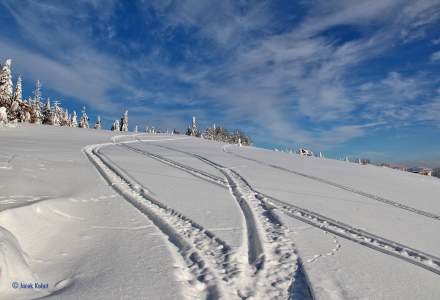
[13,75,22,103]
[120,110,128,132]
[30,81,43,124]
[111,119,120,131]
[9,100,20,122]
[60,108,69,126]
[134,125,138,133]
[30,99,42,124]
[19,108,30,123]
[71,111,78,127]
[33,80,42,106]
[186,116,199,136]
[79,106,89,128]
[0,59,13,109]
[94,116,101,129]
[42,98,52,125]
[52,101,62,126]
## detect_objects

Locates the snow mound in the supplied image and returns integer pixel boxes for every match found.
[0,226,39,299]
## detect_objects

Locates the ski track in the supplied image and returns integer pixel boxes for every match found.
[124,139,309,299]
[127,140,440,277]
[223,147,440,222]
[83,142,240,300]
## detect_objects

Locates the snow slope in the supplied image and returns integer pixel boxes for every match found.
[1,125,439,299]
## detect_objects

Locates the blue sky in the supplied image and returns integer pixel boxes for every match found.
[1,0,440,166]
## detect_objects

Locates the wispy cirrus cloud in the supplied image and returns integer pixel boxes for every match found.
[0,0,440,154]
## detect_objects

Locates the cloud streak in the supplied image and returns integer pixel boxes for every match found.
[0,0,439,152]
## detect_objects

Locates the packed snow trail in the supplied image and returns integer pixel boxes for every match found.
[123,140,313,298]
[118,138,307,299]
[127,140,440,277]
[83,142,241,299]
[120,142,227,187]
[199,159,303,300]
[261,194,440,275]
[223,147,440,221]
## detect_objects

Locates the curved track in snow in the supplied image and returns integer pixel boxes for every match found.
[84,143,240,299]
[223,148,440,222]
[126,140,440,277]
[120,138,307,300]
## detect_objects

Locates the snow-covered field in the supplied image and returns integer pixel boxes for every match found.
[1,124,440,299]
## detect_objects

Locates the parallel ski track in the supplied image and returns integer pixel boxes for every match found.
[223,148,440,222]
[84,143,240,299]
[126,140,440,277]
[121,141,263,267]
[121,139,304,299]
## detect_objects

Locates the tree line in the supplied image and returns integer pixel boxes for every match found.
[0,58,131,131]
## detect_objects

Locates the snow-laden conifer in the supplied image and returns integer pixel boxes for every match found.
[120,110,128,132]
[52,100,62,126]
[94,116,102,129]
[33,80,42,106]
[186,116,199,136]
[43,98,52,125]
[71,110,78,127]
[111,119,120,131]
[14,75,22,102]
[79,106,89,128]
[0,59,13,109]
[9,101,20,122]
[30,81,43,124]
[61,108,69,126]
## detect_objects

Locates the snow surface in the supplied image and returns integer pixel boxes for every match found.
[1,124,440,299]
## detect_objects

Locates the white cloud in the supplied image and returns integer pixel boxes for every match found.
[1,0,440,148]
[431,51,440,62]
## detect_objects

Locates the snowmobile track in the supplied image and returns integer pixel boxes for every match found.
[122,140,264,269]
[124,139,303,299]
[83,143,240,299]
[224,149,440,222]
[120,142,227,187]
[128,141,440,277]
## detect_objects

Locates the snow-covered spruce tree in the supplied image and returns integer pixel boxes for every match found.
[0,59,13,110]
[134,125,138,133]
[30,81,43,124]
[13,75,22,102]
[79,106,89,128]
[52,101,62,126]
[120,110,128,132]
[33,80,42,106]
[7,75,23,122]
[186,116,200,136]
[30,100,42,124]
[71,110,78,127]
[21,97,32,123]
[42,98,52,125]
[111,119,120,131]
[94,116,101,129]
[9,101,20,122]
[60,108,69,126]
